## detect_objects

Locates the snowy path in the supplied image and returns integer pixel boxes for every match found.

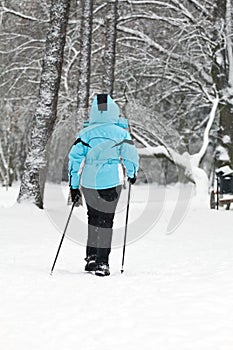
[1,184,233,350]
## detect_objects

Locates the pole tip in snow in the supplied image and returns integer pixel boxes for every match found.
[121,269,124,274]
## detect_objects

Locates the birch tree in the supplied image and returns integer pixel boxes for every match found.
[18,0,71,208]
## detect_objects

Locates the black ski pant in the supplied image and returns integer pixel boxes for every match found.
[82,185,122,264]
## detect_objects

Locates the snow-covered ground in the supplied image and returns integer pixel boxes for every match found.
[1,182,233,350]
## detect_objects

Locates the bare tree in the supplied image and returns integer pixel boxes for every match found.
[211,0,233,164]
[0,100,19,188]
[18,0,71,208]
[102,0,118,95]
[0,1,49,183]
[134,95,220,197]
[76,0,93,123]
[3,0,233,190]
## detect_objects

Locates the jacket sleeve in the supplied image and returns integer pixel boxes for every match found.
[68,138,87,189]
[120,131,139,178]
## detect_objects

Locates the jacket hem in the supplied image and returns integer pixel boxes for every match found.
[81,181,123,190]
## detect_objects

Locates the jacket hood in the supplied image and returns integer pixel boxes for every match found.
[89,95,120,124]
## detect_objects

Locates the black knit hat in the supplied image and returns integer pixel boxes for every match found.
[97,94,108,111]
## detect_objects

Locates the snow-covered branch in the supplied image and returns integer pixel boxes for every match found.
[191,96,219,167]
[186,0,210,17]
[118,13,186,27]
[1,2,49,22]
[131,127,195,183]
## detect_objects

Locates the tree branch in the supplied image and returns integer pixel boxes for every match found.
[1,2,49,22]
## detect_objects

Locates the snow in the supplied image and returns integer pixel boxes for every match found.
[1,183,233,350]
[216,165,233,176]
[222,135,231,144]
[215,145,230,162]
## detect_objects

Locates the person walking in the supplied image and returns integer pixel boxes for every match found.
[68,94,139,276]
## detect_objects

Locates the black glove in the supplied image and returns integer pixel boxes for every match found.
[128,175,137,185]
[70,188,81,203]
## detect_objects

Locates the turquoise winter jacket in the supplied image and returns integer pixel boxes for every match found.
[68,95,139,190]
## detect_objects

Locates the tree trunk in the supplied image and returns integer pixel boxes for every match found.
[18,0,71,208]
[76,0,93,122]
[102,0,118,96]
[212,0,233,165]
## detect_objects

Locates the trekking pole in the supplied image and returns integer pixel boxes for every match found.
[50,200,76,275]
[121,182,132,274]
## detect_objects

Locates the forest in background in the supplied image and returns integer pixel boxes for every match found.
[1,0,233,204]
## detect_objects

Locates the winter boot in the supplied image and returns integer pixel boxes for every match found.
[95,263,110,277]
[84,256,98,272]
